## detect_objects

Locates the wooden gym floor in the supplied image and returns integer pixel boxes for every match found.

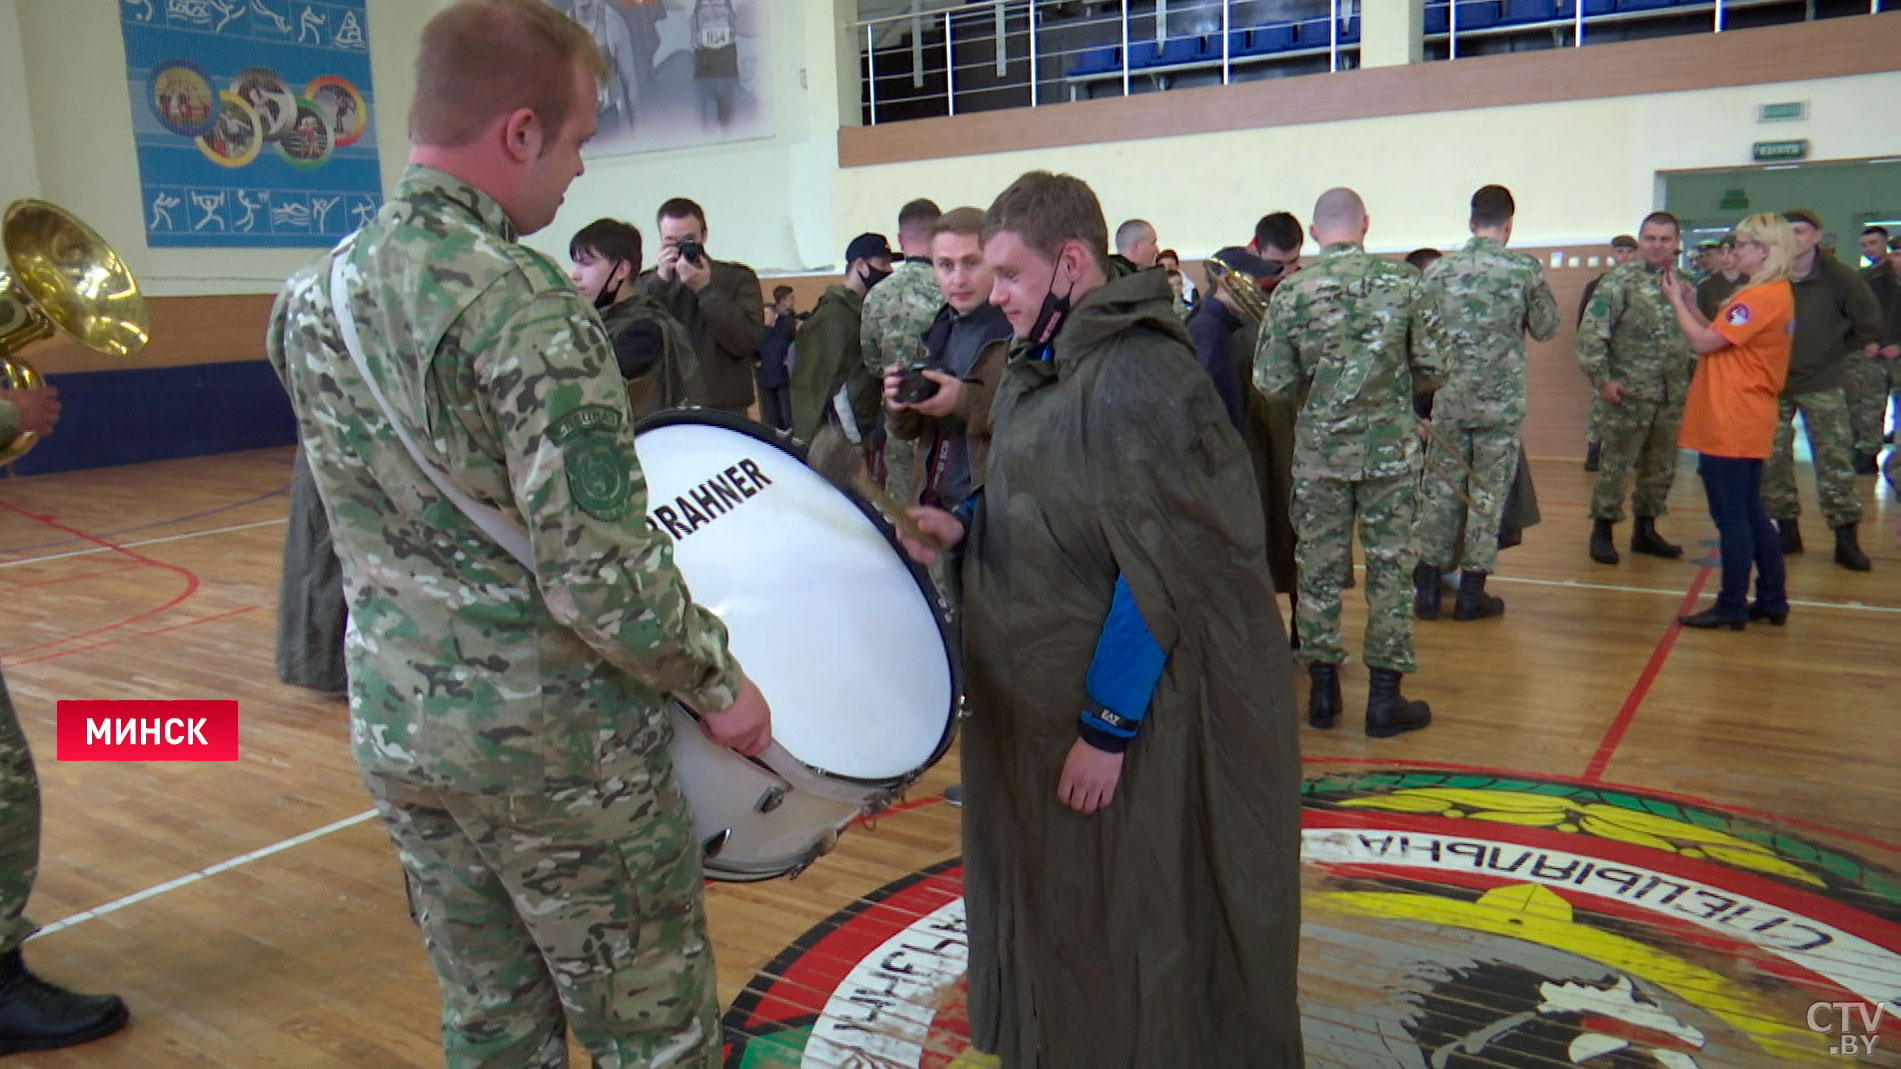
[2,445,1898,1067]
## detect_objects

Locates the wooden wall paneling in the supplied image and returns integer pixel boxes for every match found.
[27,294,277,374]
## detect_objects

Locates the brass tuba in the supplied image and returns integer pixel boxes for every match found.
[1,199,150,463]
[1204,256,1271,325]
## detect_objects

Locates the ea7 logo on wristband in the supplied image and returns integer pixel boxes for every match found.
[55,701,240,761]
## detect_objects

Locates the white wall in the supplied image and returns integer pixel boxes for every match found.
[520,0,856,277]
[829,70,1901,262]
[0,0,39,203]
[9,0,434,297]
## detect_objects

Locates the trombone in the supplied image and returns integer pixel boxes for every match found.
[1,199,150,463]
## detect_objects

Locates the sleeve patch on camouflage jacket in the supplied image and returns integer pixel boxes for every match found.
[551,405,632,520]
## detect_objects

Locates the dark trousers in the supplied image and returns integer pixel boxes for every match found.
[757,385,792,432]
[1697,454,1787,620]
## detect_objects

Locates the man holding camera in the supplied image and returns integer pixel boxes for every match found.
[639,197,764,418]
[789,233,892,445]
[861,199,943,498]
[883,207,1010,582]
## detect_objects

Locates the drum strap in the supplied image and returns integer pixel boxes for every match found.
[328,249,537,575]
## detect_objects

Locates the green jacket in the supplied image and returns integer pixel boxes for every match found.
[637,258,765,411]
[598,292,701,420]
[1575,260,1694,404]
[1418,235,1561,426]
[1787,251,1883,396]
[266,165,741,793]
[788,285,866,443]
[1254,241,1447,481]
[959,266,1302,1065]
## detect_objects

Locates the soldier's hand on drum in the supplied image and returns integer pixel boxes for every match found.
[1057,739,1124,815]
[701,676,773,756]
[6,387,61,437]
[897,506,964,566]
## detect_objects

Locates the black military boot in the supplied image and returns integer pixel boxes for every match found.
[1854,452,1879,476]
[1452,570,1504,620]
[0,949,130,1055]
[1590,519,1620,564]
[1413,563,1443,621]
[1630,516,1684,559]
[1777,518,1803,554]
[1584,441,1601,472]
[1835,524,1872,571]
[1366,669,1432,738]
[1307,662,1341,730]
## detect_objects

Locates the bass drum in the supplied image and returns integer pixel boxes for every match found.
[637,411,958,881]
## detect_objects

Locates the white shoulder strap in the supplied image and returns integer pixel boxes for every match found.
[327,250,536,573]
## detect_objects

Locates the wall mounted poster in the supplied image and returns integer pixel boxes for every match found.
[546,0,772,157]
[119,0,383,248]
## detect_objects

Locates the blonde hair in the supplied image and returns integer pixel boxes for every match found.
[1731,213,1797,289]
[411,0,607,148]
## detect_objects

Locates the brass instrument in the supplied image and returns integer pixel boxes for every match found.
[1,199,149,463]
[1204,257,1270,324]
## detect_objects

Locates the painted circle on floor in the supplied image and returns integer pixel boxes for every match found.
[720,768,1901,1068]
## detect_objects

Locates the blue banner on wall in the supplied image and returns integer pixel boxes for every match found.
[118,0,383,248]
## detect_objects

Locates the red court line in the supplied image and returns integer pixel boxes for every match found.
[8,604,264,668]
[1580,565,1713,782]
[2,562,149,592]
[0,500,201,660]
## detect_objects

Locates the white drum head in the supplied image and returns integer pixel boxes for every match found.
[635,416,954,782]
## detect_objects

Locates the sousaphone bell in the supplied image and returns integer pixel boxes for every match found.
[0,199,150,464]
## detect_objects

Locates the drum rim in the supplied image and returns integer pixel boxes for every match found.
[635,407,963,786]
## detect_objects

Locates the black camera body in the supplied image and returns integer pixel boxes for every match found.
[677,239,705,267]
[894,359,946,405]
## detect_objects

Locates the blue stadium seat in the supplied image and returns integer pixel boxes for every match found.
[1069,46,1121,76]
[1500,0,1563,23]
[1427,0,1504,31]
[1616,0,1674,11]
[1229,22,1298,55]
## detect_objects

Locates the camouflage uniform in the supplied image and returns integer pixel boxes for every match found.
[1414,236,1560,575]
[0,404,38,957]
[1575,261,1694,522]
[858,258,941,500]
[0,666,41,959]
[1255,242,1446,674]
[1848,260,1900,456]
[267,166,742,1069]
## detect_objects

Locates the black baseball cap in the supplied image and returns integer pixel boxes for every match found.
[845,232,892,264]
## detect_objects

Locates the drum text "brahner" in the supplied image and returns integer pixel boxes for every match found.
[647,459,774,541]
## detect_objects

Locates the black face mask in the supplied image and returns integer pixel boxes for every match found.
[1027,254,1077,352]
[860,262,893,291]
[592,260,628,311]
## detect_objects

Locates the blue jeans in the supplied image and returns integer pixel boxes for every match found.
[1697,454,1788,619]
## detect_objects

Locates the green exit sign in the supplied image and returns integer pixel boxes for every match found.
[1757,101,1808,122]
[1753,139,1809,162]
[1720,189,1750,210]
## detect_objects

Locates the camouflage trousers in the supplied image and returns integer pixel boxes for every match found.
[1846,353,1901,456]
[1765,387,1864,529]
[1589,394,1685,521]
[1294,472,1417,674]
[363,756,718,1069]
[0,667,42,956]
[1416,420,1518,575]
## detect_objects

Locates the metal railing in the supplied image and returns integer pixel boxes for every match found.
[854,0,1885,124]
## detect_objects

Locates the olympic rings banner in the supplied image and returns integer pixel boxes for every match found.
[118,0,383,248]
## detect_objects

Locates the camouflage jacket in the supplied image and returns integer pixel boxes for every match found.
[266,165,743,793]
[1418,235,1561,426]
[1574,260,1693,403]
[859,257,942,377]
[1254,242,1446,481]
